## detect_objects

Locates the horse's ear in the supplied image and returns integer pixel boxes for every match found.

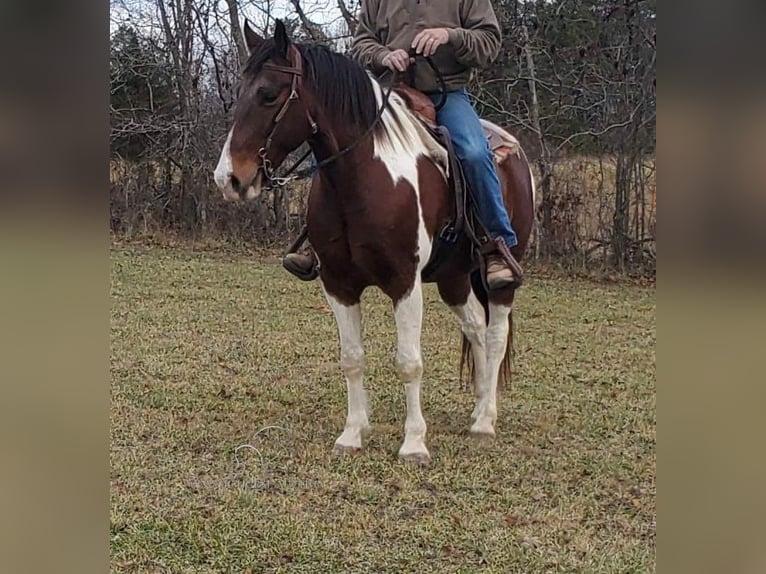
[243,19,263,55]
[273,19,291,59]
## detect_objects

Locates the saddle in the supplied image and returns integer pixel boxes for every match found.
[394,84,522,283]
[394,84,521,162]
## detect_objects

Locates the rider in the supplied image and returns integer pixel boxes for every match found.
[283,0,523,289]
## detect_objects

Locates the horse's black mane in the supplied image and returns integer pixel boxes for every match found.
[245,40,379,130]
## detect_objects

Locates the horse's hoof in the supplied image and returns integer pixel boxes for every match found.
[398,451,431,466]
[333,426,367,454]
[469,423,496,439]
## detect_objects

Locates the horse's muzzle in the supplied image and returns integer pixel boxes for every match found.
[222,169,263,202]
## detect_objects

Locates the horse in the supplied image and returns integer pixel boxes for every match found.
[214,20,535,465]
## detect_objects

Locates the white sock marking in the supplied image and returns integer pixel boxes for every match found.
[323,286,369,451]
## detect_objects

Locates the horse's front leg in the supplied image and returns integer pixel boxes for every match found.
[323,287,370,452]
[393,279,430,465]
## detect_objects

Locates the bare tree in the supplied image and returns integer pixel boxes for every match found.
[224,0,248,64]
[337,0,358,31]
[110,0,655,275]
[288,0,328,42]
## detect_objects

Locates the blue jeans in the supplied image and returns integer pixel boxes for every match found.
[429,89,518,248]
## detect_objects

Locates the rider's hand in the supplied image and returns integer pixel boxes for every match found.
[412,28,450,57]
[381,49,412,72]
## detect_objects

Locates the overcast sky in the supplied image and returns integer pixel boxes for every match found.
[110,0,354,36]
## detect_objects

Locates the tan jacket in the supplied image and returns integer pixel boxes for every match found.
[351,0,501,92]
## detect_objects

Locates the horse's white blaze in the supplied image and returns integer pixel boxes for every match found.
[214,128,237,200]
[394,277,429,462]
[470,302,511,436]
[322,287,369,451]
[214,126,264,201]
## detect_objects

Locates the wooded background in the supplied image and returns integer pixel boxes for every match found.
[110,0,656,275]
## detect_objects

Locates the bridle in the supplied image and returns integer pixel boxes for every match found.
[252,45,447,189]
[256,45,318,186]
[253,44,396,188]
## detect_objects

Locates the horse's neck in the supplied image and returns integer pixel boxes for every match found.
[308,135,369,193]
[308,123,358,165]
[306,104,379,182]
[308,86,449,190]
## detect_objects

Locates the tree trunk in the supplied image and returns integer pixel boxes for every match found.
[289,0,325,41]
[521,23,550,260]
[337,0,358,32]
[612,155,629,269]
[224,0,248,65]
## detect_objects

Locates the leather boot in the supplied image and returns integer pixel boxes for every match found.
[486,254,517,289]
[484,237,523,290]
[282,250,318,281]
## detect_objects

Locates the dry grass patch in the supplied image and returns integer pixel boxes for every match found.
[111,247,655,573]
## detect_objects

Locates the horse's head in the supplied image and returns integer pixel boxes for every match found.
[214,20,317,201]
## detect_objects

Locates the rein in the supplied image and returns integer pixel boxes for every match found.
[407,48,448,113]
[314,79,395,169]
[257,47,447,188]
[257,45,396,188]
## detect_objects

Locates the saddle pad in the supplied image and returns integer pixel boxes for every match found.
[480,119,521,163]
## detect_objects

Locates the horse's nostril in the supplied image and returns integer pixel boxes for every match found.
[230,174,241,193]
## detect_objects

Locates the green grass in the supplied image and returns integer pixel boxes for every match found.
[110,247,655,573]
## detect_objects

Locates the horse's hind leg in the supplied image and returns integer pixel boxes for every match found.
[393,279,430,465]
[472,302,512,436]
[323,287,370,452]
[439,278,499,435]
[445,289,489,420]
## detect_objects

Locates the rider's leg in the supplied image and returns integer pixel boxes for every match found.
[283,222,318,280]
[430,89,521,288]
[431,89,518,249]
[282,155,321,280]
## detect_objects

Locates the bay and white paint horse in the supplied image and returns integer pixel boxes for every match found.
[215,21,534,464]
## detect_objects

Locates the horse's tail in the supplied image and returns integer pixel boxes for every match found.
[459,271,514,391]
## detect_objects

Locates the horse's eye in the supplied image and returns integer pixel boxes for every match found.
[258,88,280,106]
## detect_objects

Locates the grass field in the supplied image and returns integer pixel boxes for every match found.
[110,247,655,573]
